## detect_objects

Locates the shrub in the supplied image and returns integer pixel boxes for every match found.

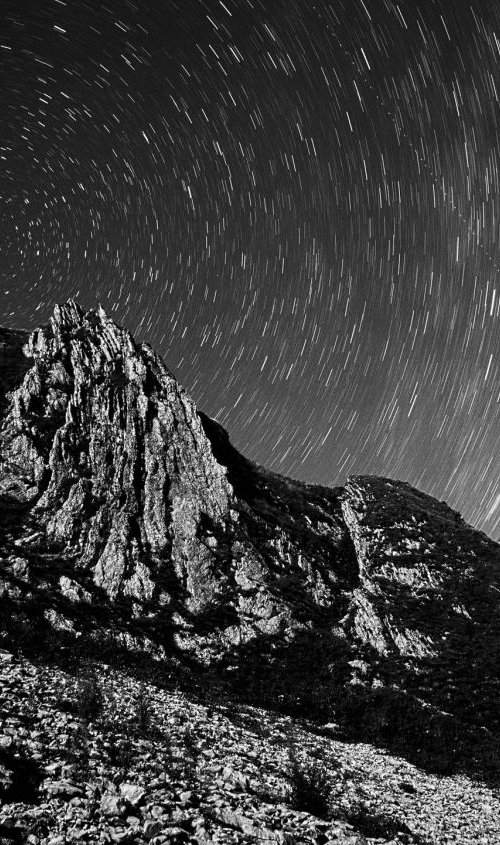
[76,671,104,723]
[341,804,403,838]
[66,723,91,781]
[330,801,430,844]
[0,742,43,804]
[106,735,135,770]
[182,727,199,760]
[287,753,331,819]
[134,683,152,734]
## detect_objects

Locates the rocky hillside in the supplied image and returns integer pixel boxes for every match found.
[2,646,500,845]
[0,302,355,659]
[2,302,500,842]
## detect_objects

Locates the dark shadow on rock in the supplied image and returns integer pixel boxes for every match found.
[0,823,26,845]
[0,328,31,413]
[0,745,43,804]
[197,621,500,788]
[200,412,359,589]
[0,505,201,690]
[198,626,354,723]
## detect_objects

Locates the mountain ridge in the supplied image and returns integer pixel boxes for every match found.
[1,301,500,778]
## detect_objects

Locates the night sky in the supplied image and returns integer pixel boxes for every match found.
[2,1,500,538]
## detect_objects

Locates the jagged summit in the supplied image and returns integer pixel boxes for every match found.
[2,302,500,769]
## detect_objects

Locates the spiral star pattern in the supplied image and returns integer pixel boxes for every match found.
[2,0,500,536]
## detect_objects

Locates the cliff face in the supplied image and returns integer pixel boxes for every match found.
[0,302,355,663]
[341,476,500,732]
[1,302,500,740]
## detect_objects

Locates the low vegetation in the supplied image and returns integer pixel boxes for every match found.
[287,751,332,819]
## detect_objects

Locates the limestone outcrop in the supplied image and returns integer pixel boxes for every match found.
[0,302,354,663]
[1,302,500,746]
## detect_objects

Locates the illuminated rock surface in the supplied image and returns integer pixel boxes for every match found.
[1,303,500,843]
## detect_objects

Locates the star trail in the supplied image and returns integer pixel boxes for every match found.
[2,0,500,536]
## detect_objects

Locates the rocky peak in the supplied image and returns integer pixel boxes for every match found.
[0,304,358,663]
[1,301,233,624]
[1,302,500,754]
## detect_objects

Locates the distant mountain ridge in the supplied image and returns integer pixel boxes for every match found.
[2,301,500,769]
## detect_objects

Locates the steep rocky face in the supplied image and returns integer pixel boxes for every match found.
[341,476,500,731]
[0,303,231,618]
[342,475,482,659]
[1,302,500,749]
[0,302,356,664]
[0,328,31,411]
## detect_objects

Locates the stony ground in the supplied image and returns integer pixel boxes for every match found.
[1,647,499,845]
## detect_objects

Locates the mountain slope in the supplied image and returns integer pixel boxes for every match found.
[1,301,500,777]
[0,301,356,662]
[2,646,500,845]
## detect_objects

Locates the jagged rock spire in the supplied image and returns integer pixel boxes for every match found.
[1,302,500,741]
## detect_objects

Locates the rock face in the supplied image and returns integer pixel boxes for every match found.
[1,302,500,744]
[340,476,500,733]
[0,302,357,660]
